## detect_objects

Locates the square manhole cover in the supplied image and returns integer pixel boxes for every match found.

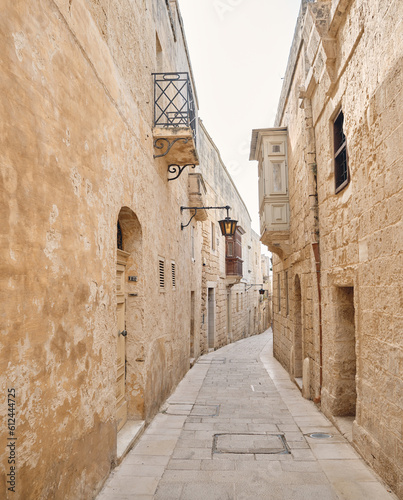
[213,434,290,455]
[191,405,220,417]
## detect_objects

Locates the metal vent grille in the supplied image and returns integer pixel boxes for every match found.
[159,259,165,288]
[171,262,176,289]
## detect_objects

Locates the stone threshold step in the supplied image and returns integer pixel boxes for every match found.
[117,420,145,464]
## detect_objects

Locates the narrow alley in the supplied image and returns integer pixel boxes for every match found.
[97,331,396,500]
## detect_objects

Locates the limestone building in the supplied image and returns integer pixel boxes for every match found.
[250,0,403,495]
[0,1,264,498]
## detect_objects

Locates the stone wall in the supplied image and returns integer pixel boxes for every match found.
[0,0,267,498]
[267,0,403,495]
[0,1,267,497]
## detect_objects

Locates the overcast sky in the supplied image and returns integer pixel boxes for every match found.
[178,0,301,237]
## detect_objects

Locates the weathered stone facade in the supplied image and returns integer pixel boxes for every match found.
[194,123,268,356]
[251,0,403,496]
[0,1,265,498]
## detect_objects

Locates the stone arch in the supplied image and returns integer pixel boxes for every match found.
[116,207,145,420]
[293,274,303,379]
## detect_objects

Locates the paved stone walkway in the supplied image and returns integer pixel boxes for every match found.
[97,331,397,500]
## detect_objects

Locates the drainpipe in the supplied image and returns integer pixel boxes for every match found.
[312,242,323,403]
[302,95,323,403]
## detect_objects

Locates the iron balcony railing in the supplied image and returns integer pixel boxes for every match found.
[153,72,197,144]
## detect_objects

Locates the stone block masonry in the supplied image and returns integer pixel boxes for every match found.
[252,0,403,496]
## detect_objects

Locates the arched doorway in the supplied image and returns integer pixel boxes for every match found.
[116,207,144,432]
[294,275,303,380]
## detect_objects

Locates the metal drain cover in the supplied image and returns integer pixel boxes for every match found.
[214,433,290,455]
[309,433,333,439]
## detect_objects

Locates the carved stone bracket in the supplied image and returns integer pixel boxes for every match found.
[167,164,196,181]
[153,137,190,159]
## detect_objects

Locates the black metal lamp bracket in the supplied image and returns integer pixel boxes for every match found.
[181,206,231,230]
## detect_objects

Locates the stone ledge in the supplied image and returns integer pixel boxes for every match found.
[117,420,146,464]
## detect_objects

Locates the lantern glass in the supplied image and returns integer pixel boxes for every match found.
[219,218,237,237]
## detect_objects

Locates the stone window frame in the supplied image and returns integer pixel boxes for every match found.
[333,109,350,194]
[165,0,177,42]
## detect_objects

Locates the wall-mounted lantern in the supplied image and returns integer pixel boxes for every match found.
[181,205,237,237]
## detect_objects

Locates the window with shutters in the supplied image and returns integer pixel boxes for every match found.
[334,110,349,193]
[159,258,165,290]
[171,262,176,289]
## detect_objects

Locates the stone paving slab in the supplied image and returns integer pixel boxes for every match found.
[97,331,398,500]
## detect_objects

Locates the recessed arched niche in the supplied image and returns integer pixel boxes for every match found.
[116,206,145,421]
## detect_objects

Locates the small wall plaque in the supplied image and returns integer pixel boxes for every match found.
[128,276,138,282]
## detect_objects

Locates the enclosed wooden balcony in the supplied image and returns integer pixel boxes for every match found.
[152,72,199,166]
[250,128,290,259]
[226,257,243,277]
[225,229,243,285]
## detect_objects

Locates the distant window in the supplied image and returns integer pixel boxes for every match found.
[334,110,349,193]
[165,0,177,41]
[211,222,215,251]
[272,145,281,153]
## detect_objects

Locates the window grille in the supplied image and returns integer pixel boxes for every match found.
[159,259,165,289]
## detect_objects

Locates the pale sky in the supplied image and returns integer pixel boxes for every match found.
[178,0,301,236]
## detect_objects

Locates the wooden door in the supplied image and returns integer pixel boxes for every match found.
[116,250,129,431]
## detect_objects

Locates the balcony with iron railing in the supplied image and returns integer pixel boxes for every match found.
[152,72,199,169]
